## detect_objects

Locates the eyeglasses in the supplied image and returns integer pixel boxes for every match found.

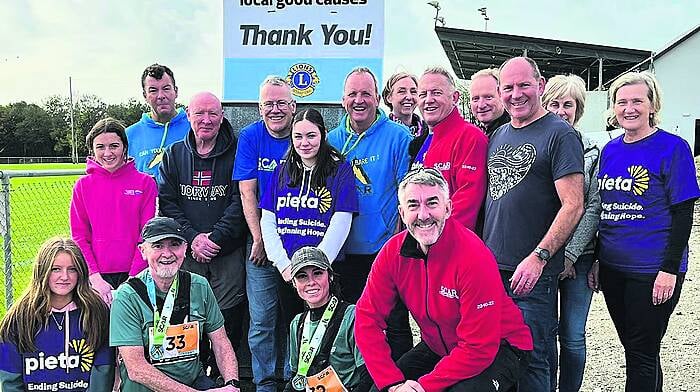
[260,100,293,111]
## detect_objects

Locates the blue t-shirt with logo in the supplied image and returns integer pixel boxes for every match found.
[598,130,700,274]
[233,120,291,199]
[0,308,113,391]
[259,160,358,258]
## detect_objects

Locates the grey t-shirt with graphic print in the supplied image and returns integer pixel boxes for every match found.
[483,112,583,275]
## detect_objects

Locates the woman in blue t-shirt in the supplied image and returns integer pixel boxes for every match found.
[593,71,700,392]
[260,108,359,324]
[0,237,114,392]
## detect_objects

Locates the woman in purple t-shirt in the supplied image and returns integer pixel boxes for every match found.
[593,72,700,392]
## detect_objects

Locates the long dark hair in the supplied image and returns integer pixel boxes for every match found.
[282,108,343,189]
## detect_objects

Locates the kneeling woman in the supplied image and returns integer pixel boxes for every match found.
[286,247,371,392]
[0,237,114,392]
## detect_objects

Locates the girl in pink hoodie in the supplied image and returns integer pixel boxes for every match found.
[70,118,157,305]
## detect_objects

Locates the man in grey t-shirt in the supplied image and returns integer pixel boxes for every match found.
[483,57,584,391]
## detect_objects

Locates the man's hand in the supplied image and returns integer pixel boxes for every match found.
[587,261,600,292]
[192,233,221,262]
[395,380,425,392]
[653,271,677,305]
[89,273,114,306]
[249,239,270,266]
[510,253,545,296]
[559,256,576,280]
[281,265,292,283]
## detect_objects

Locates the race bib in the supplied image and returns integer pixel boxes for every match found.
[148,321,199,365]
[305,366,347,392]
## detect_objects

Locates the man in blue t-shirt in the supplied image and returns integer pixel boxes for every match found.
[232,75,296,392]
[483,57,584,391]
[126,64,190,177]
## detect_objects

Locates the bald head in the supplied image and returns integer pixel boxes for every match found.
[187,92,224,144]
[498,57,546,127]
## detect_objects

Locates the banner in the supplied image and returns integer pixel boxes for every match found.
[223,0,384,103]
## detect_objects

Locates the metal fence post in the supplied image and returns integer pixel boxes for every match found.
[0,172,12,310]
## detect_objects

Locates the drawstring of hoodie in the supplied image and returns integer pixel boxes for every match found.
[297,164,315,211]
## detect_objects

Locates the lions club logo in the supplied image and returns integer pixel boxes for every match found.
[286,63,320,98]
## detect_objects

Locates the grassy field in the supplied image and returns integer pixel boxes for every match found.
[0,163,86,317]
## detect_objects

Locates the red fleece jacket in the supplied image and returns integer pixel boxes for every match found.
[355,219,533,392]
[424,108,487,230]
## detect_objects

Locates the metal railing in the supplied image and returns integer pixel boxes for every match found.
[1,169,85,312]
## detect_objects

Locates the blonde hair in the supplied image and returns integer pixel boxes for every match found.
[0,237,109,352]
[606,71,662,128]
[542,74,587,127]
[470,68,500,85]
[382,72,418,109]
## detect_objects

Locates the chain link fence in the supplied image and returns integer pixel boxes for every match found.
[0,169,85,316]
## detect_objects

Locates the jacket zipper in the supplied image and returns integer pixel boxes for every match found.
[423,257,449,355]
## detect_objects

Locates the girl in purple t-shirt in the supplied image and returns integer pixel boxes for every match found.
[260,109,359,283]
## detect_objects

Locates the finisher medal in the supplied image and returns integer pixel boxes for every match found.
[292,374,306,391]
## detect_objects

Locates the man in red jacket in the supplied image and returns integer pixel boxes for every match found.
[355,168,532,392]
[416,67,488,231]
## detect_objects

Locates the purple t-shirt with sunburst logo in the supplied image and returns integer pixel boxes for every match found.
[598,129,700,274]
[260,160,358,258]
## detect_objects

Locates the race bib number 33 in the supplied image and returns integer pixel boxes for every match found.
[306,366,348,392]
[148,321,199,365]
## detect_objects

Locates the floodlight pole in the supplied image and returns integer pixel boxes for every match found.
[428,1,442,27]
[478,7,489,31]
[69,77,77,164]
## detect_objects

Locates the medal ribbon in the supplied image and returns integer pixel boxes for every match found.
[297,296,339,377]
[144,270,179,348]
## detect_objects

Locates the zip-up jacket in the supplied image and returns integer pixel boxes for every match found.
[158,118,246,254]
[126,109,190,177]
[70,158,157,276]
[424,108,488,230]
[327,109,412,254]
[355,219,533,392]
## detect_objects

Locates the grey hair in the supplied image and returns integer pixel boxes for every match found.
[606,71,663,128]
[259,75,292,98]
[344,66,379,95]
[470,68,500,85]
[398,169,450,202]
[422,66,456,90]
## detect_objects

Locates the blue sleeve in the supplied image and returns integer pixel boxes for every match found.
[0,340,22,374]
[233,126,259,181]
[665,138,700,205]
[334,162,359,213]
[395,131,411,185]
[551,128,584,180]
[259,167,280,211]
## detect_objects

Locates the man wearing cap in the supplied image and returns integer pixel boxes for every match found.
[355,169,533,392]
[286,247,372,392]
[110,216,241,392]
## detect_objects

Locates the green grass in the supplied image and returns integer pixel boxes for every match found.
[0,163,86,317]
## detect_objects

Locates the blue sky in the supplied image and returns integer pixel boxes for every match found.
[1,0,698,105]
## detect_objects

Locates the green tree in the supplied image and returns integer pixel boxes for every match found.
[106,98,149,126]
[0,102,55,156]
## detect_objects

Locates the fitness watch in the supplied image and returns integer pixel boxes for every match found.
[533,247,551,264]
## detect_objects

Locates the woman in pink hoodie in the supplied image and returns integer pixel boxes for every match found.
[70,118,157,306]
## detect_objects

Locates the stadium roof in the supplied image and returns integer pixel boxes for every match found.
[435,26,653,90]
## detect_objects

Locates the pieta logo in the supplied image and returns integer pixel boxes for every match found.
[276,186,333,213]
[286,63,320,98]
[24,339,95,375]
[598,165,649,196]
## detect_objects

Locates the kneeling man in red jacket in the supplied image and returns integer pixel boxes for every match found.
[355,168,533,392]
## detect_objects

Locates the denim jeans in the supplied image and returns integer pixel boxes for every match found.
[550,254,594,392]
[600,264,684,392]
[501,270,558,392]
[246,257,282,392]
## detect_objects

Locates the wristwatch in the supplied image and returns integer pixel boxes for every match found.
[224,379,240,388]
[533,247,551,264]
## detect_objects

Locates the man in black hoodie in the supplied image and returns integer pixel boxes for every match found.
[158,91,246,380]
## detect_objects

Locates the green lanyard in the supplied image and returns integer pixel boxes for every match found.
[297,296,339,377]
[339,114,379,156]
[145,270,179,347]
